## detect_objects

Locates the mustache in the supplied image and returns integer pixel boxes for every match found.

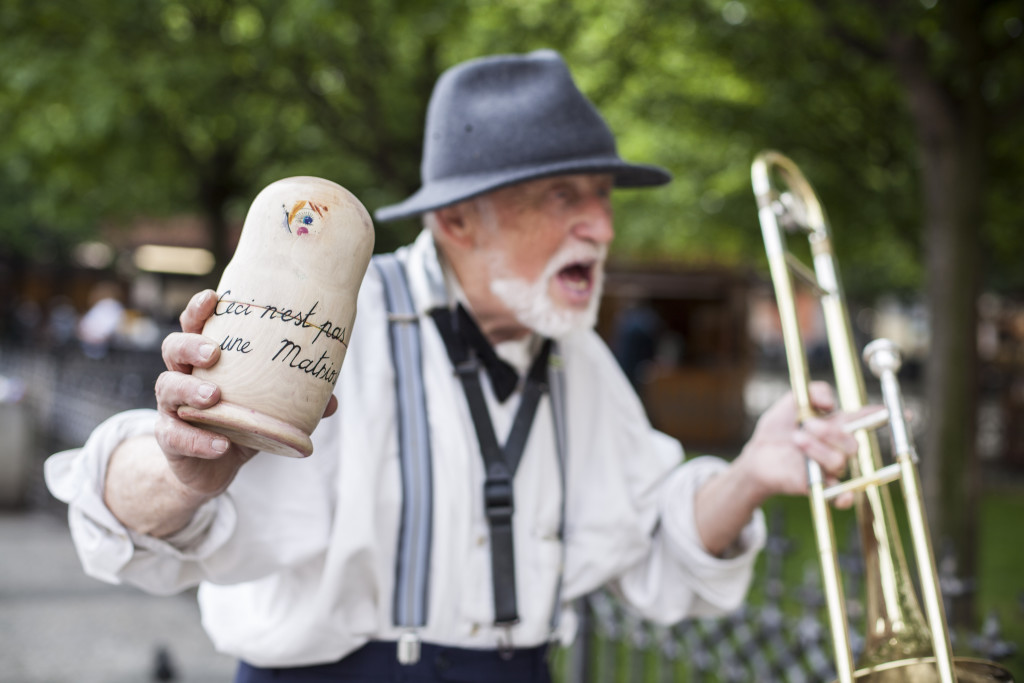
[547,241,608,274]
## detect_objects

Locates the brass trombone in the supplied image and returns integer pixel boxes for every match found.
[751,151,1013,682]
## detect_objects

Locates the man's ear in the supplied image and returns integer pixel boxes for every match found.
[433,203,477,249]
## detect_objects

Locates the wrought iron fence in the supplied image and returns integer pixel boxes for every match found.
[10,347,162,444]
[2,345,1019,682]
[552,506,1019,682]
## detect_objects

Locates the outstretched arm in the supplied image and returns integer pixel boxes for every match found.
[103,289,257,537]
[104,289,340,537]
[693,382,865,556]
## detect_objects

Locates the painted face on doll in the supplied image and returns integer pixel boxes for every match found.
[283,200,330,237]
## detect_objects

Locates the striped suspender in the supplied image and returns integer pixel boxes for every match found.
[547,349,568,634]
[374,253,569,662]
[373,254,433,665]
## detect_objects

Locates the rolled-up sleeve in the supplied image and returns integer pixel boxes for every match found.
[44,409,237,595]
[559,332,767,627]
[616,455,766,624]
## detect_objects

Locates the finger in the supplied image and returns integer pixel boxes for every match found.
[822,475,855,509]
[162,332,220,374]
[838,404,887,432]
[793,427,848,478]
[804,416,859,456]
[323,394,339,419]
[155,370,221,415]
[833,490,855,509]
[180,290,219,335]
[155,412,232,460]
[808,381,837,414]
[842,405,916,433]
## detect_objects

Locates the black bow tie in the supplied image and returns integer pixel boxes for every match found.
[430,305,521,402]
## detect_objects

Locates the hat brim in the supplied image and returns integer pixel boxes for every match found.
[374,156,671,223]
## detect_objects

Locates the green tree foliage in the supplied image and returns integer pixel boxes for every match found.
[0,0,459,265]
[429,0,925,296]
[2,0,1021,296]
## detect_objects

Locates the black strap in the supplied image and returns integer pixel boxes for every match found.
[431,304,520,402]
[430,307,552,626]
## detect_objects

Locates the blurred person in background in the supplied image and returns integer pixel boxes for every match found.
[46,295,79,351]
[76,281,125,359]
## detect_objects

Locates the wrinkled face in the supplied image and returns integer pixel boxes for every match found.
[475,174,614,339]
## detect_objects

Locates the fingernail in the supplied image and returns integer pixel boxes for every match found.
[212,438,229,453]
[198,383,216,400]
[199,344,215,361]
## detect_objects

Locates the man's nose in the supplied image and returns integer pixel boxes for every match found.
[572,195,614,244]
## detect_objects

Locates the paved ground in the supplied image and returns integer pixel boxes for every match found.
[0,509,238,683]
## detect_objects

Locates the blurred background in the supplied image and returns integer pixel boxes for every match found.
[1,0,1022,680]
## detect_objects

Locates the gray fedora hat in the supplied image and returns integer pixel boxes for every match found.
[374,49,671,223]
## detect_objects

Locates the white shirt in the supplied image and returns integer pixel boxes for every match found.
[45,230,766,668]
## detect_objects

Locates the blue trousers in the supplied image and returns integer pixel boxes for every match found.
[234,641,553,682]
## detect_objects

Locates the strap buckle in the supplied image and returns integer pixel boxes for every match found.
[454,356,480,377]
[484,478,514,521]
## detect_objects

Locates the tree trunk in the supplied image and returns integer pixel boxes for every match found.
[886,5,986,626]
[920,113,983,628]
[197,147,239,284]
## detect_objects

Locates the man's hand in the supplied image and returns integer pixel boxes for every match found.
[154,289,255,500]
[155,289,341,498]
[105,289,340,537]
[104,290,252,537]
[693,381,872,556]
[733,381,872,510]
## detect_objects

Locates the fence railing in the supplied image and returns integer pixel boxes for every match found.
[2,345,1019,682]
[552,506,1019,682]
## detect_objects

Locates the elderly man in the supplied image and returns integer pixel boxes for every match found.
[46,50,858,683]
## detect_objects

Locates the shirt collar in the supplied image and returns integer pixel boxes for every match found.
[398,228,451,315]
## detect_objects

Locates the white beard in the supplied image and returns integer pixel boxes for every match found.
[488,241,607,339]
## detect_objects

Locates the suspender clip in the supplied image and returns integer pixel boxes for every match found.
[484,478,514,521]
[397,630,421,666]
[497,625,516,661]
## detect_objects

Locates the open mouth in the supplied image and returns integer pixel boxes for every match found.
[555,260,598,305]
[297,227,309,236]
